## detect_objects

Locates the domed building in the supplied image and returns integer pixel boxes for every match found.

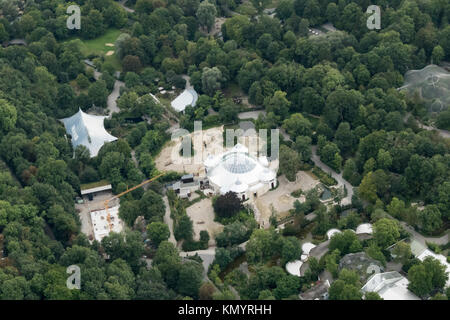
[204,144,277,201]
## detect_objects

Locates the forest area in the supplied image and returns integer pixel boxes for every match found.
[0,0,449,300]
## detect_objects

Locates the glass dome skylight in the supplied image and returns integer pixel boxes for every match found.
[221,152,256,174]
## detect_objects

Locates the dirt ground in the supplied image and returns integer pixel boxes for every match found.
[255,171,320,226]
[155,125,267,176]
[186,198,223,246]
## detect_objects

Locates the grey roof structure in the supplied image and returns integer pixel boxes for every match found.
[61,109,117,157]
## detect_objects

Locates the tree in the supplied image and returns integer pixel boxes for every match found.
[431,45,445,64]
[279,145,300,181]
[329,230,361,256]
[377,149,392,170]
[320,142,340,171]
[328,269,363,300]
[294,136,311,162]
[122,55,142,73]
[373,218,400,249]
[88,80,109,108]
[196,1,216,32]
[199,282,216,300]
[147,222,170,247]
[213,192,241,219]
[177,261,203,299]
[175,215,194,241]
[202,67,222,96]
[246,229,278,264]
[0,99,17,133]
[282,113,312,138]
[140,190,165,223]
[264,91,291,121]
[392,242,412,265]
[418,205,442,235]
[280,236,302,265]
[364,292,383,300]
[334,122,355,155]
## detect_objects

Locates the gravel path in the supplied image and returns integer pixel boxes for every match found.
[162,196,177,246]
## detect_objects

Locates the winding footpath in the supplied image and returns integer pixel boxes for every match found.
[311,146,354,206]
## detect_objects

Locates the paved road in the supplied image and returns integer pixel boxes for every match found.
[398,219,448,246]
[238,110,266,120]
[180,248,216,280]
[118,0,135,12]
[87,65,124,117]
[311,146,353,206]
[107,79,124,116]
[404,112,450,139]
[162,196,177,246]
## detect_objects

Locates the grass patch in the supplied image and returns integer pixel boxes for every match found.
[311,167,337,186]
[63,29,122,71]
[80,179,110,190]
[291,189,303,198]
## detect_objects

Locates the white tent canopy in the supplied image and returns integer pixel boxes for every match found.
[171,88,198,112]
[61,109,117,157]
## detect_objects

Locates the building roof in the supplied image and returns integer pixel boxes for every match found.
[61,109,117,157]
[80,184,112,195]
[90,205,124,242]
[361,271,420,300]
[326,228,342,239]
[356,223,373,234]
[302,242,316,255]
[171,88,198,112]
[205,144,277,194]
[339,252,384,282]
[286,260,303,277]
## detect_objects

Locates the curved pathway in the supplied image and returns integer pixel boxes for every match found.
[404,112,450,139]
[118,0,135,13]
[311,146,354,206]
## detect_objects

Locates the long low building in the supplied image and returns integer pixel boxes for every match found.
[204,144,277,201]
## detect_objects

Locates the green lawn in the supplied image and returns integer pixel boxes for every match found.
[63,28,123,71]
[80,28,122,55]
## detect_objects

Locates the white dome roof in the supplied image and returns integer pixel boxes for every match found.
[222,152,257,174]
[302,242,316,255]
[205,144,277,193]
[356,223,373,234]
[286,260,303,277]
[326,228,342,239]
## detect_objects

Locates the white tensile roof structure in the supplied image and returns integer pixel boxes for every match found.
[286,260,303,277]
[361,271,420,300]
[356,223,373,235]
[205,144,277,197]
[61,109,117,157]
[171,88,198,112]
[302,242,316,255]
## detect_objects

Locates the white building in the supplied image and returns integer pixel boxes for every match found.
[90,205,124,242]
[204,144,277,201]
[171,88,198,112]
[361,271,420,300]
[356,223,373,235]
[61,109,117,157]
